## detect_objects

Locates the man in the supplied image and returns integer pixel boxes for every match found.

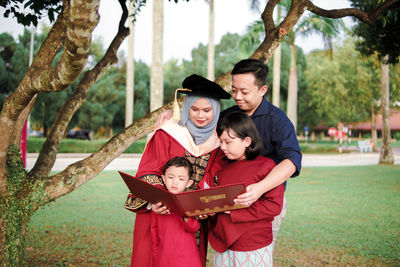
[223,59,302,249]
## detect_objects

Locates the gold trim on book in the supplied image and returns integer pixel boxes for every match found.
[184,204,247,217]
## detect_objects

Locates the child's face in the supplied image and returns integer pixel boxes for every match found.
[219,129,251,161]
[162,166,193,194]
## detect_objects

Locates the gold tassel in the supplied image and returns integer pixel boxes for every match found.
[173,88,192,122]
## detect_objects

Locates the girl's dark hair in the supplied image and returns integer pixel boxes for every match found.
[162,156,193,177]
[217,112,263,160]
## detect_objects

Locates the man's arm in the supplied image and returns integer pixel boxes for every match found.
[234,159,296,206]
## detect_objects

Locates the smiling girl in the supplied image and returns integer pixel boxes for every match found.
[208,112,284,267]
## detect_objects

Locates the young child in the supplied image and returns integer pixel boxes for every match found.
[208,112,284,267]
[150,156,202,267]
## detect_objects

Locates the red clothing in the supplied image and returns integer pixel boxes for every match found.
[151,211,202,267]
[208,155,284,253]
[131,126,220,267]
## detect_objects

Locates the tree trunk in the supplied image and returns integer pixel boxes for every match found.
[0,146,46,266]
[272,44,281,107]
[125,1,135,127]
[371,105,378,152]
[272,5,281,107]
[150,0,164,112]
[287,42,298,132]
[379,55,394,164]
[207,0,215,81]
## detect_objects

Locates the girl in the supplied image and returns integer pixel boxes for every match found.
[208,111,284,267]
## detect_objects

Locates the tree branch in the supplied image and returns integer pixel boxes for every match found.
[305,0,400,25]
[30,0,129,180]
[43,102,174,201]
[35,0,100,93]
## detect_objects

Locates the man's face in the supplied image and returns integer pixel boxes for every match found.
[232,73,267,116]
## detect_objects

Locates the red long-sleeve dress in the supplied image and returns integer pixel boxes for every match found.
[124,120,223,267]
[208,155,284,253]
[150,211,202,267]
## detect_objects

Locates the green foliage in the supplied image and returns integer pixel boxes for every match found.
[350,0,400,64]
[302,38,383,129]
[0,29,46,110]
[27,137,147,153]
[1,0,62,27]
[1,145,47,266]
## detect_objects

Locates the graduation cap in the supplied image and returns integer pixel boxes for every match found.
[173,74,231,121]
[181,74,231,100]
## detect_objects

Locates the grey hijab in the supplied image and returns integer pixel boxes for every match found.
[179,94,220,145]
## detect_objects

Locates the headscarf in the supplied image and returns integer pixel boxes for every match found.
[179,94,220,145]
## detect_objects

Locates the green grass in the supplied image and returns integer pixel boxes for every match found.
[28,137,400,154]
[25,166,400,266]
[27,137,147,153]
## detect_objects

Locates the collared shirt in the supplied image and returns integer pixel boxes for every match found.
[221,97,302,177]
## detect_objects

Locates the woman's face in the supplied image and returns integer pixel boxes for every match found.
[189,98,214,128]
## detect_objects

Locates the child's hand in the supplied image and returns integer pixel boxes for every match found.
[234,183,263,207]
[152,202,170,215]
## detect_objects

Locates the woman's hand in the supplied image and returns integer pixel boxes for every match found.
[234,183,264,206]
[154,110,173,129]
[152,202,170,215]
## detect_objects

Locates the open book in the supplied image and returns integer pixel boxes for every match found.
[119,171,247,217]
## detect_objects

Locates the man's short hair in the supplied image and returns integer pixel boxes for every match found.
[231,59,269,88]
[162,156,193,178]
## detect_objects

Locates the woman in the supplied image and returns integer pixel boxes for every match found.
[124,74,230,267]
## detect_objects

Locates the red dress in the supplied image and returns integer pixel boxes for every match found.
[127,120,222,267]
[150,211,202,267]
[208,155,284,253]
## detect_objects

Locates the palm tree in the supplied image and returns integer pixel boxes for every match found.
[150,0,163,112]
[285,13,345,131]
[272,4,282,107]
[206,0,215,81]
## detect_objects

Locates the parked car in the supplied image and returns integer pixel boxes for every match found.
[67,129,91,140]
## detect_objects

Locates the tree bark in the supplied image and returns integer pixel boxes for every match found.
[379,55,394,164]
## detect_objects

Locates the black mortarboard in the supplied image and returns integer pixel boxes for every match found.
[181,74,231,99]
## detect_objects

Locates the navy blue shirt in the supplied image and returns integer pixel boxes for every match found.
[221,98,302,177]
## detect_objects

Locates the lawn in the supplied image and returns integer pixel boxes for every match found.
[25,166,400,266]
[27,137,400,154]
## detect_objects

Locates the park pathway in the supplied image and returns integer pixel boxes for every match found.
[26,150,400,171]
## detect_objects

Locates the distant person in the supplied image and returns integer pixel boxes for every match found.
[150,157,202,267]
[208,112,284,266]
[124,74,231,267]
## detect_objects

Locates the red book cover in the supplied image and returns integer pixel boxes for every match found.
[119,171,247,217]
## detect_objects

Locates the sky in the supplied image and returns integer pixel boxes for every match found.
[0,0,353,64]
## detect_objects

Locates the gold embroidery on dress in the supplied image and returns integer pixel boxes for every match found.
[185,151,212,191]
[123,174,163,211]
